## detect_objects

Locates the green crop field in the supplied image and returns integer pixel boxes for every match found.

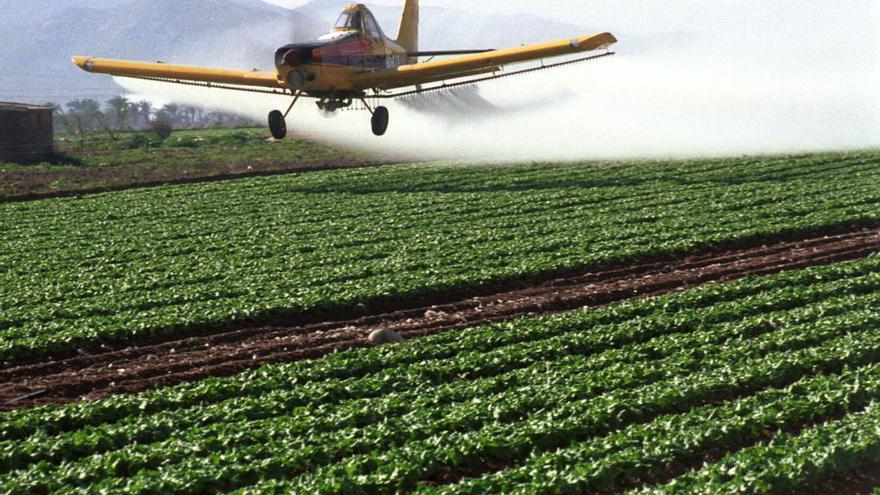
[2,256,880,493]
[0,127,373,201]
[2,127,354,169]
[1,151,879,363]
[2,150,880,493]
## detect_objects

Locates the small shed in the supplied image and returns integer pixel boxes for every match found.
[0,102,54,162]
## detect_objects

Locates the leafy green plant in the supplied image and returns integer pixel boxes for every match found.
[209,130,251,146]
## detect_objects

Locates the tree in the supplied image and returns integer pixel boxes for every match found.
[64,99,102,149]
[184,106,198,126]
[106,96,132,131]
[132,100,151,129]
[161,103,181,124]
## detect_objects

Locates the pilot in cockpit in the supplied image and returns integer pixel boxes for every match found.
[335,10,363,32]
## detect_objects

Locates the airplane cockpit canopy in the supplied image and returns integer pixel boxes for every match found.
[329,5,385,39]
[334,9,362,31]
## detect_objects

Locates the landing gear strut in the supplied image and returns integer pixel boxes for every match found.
[361,99,389,136]
[268,91,302,140]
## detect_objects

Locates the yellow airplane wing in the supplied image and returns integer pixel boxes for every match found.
[353,32,617,91]
[72,32,615,96]
[71,56,282,91]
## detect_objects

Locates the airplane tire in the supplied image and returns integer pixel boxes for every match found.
[268,110,287,139]
[371,106,389,136]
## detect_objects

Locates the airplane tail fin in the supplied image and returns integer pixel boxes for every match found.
[396,0,419,53]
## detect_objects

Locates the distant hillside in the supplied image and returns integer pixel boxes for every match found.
[0,0,126,25]
[0,0,319,105]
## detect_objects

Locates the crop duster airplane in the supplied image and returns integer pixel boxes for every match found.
[73,1,616,138]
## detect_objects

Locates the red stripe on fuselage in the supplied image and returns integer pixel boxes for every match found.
[314,38,374,61]
[313,37,385,69]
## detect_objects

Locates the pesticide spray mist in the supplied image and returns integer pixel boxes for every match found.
[120,1,880,161]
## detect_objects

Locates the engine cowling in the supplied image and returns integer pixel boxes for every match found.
[274,45,314,69]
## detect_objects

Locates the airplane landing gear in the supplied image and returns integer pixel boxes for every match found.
[268,91,302,140]
[268,110,287,139]
[361,99,389,137]
[371,106,389,136]
[272,94,389,139]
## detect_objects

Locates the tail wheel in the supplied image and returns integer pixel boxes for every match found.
[268,110,287,140]
[371,106,389,136]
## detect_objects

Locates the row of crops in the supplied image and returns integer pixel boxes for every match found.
[1,151,879,362]
[2,255,880,493]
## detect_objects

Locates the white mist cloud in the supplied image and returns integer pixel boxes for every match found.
[120,0,879,160]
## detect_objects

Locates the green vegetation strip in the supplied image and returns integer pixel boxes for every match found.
[424,365,880,495]
[1,257,880,493]
[1,127,354,170]
[1,151,879,361]
[630,402,880,494]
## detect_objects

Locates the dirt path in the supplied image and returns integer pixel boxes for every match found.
[0,158,381,202]
[1,225,879,410]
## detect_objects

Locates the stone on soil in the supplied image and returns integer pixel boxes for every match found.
[368,329,404,345]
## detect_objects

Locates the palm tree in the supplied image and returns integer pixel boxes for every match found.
[65,99,102,148]
[133,100,152,129]
[184,106,198,127]
[161,103,181,124]
[106,96,132,130]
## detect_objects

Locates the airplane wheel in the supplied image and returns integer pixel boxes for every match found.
[268,110,287,139]
[371,106,389,136]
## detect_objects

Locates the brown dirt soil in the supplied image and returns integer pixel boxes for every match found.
[0,158,380,202]
[1,226,879,410]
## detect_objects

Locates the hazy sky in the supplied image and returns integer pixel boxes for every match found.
[267,0,879,71]
[124,0,878,159]
[265,0,879,36]
[35,0,872,77]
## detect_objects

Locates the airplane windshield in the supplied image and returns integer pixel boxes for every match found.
[363,11,382,38]
[334,11,362,31]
